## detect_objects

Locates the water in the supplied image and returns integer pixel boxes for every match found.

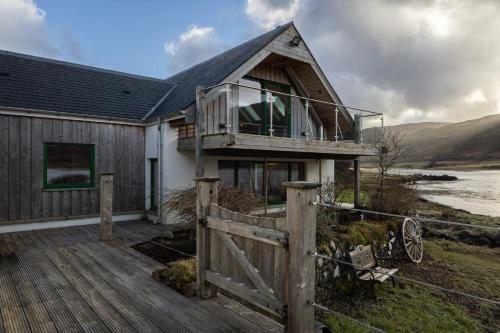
[389,168,500,217]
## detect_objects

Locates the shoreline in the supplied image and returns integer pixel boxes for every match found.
[392,159,500,171]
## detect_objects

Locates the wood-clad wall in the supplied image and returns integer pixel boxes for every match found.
[0,114,145,223]
[246,64,291,85]
[203,63,319,138]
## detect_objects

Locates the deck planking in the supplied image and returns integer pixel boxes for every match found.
[0,220,284,333]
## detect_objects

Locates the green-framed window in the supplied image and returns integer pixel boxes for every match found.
[43,143,95,189]
[238,77,291,137]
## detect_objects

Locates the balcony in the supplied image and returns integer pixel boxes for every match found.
[177,82,383,159]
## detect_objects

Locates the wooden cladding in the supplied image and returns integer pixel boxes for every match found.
[203,203,289,320]
[0,115,145,222]
[178,124,195,139]
[196,179,320,332]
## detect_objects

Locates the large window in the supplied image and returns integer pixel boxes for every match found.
[43,143,95,189]
[239,77,291,137]
[218,160,304,203]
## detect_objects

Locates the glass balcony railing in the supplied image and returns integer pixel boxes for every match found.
[192,82,384,144]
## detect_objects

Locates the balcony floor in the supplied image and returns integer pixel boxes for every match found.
[178,133,378,159]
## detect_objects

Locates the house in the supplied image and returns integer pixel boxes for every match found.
[0,22,379,227]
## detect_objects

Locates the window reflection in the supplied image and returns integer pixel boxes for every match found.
[218,160,304,203]
[45,143,94,188]
[239,79,264,135]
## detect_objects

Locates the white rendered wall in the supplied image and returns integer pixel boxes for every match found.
[161,122,195,190]
[306,159,335,183]
[306,160,320,182]
[153,120,336,223]
[321,159,335,182]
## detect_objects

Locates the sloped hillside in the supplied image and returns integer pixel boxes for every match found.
[389,114,500,163]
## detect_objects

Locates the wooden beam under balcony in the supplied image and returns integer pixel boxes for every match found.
[178,133,378,159]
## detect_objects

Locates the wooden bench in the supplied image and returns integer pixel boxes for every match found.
[348,245,398,299]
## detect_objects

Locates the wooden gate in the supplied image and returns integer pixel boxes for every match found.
[205,204,288,319]
[195,178,320,333]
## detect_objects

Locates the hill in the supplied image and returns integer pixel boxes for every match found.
[384,114,500,166]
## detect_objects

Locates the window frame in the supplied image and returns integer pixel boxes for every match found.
[217,160,305,204]
[239,76,292,137]
[43,143,96,189]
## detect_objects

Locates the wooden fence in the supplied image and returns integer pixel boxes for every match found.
[196,178,320,333]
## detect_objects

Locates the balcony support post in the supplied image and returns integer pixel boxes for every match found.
[225,83,232,133]
[305,100,311,140]
[195,85,205,178]
[268,92,275,137]
[335,107,339,142]
[354,113,363,144]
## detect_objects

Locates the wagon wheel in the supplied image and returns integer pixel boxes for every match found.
[402,218,423,263]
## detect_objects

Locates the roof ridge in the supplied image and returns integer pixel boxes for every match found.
[0,49,168,83]
[164,22,293,82]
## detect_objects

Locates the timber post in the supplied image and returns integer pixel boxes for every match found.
[284,181,321,333]
[353,158,361,208]
[195,85,205,178]
[100,173,113,241]
[354,113,363,144]
[195,177,219,299]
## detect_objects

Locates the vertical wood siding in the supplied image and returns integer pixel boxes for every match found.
[0,115,145,222]
[203,63,319,138]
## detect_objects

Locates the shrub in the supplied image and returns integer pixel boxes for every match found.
[162,184,262,224]
[366,178,418,215]
[152,259,196,293]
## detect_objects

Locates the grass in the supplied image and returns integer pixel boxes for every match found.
[322,239,500,332]
[320,169,499,332]
[415,199,500,227]
[323,285,479,333]
[425,240,500,300]
[392,159,500,171]
[335,188,370,205]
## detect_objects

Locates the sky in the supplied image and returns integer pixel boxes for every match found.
[1,0,499,125]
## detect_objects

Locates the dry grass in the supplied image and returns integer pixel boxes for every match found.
[365,177,419,215]
[162,185,262,224]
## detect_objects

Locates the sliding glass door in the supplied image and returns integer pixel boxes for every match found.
[238,77,291,137]
[218,160,304,204]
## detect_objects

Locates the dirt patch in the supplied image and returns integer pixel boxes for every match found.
[132,230,196,264]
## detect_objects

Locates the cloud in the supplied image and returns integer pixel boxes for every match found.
[244,0,500,124]
[0,0,81,59]
[245,0,301,30]
[164,25,225,74]
[465,89,487,104]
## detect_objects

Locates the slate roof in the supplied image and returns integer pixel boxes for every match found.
[0,50,174,120]
[0,23,291,121]
[149,22,293,119]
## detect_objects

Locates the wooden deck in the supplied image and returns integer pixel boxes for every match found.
[0,220,284,333]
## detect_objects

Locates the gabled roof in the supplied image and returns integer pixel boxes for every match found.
[148,22,293,119]
[0,50,174,120]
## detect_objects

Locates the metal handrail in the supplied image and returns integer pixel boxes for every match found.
[203,81,383,143]
[203,81,384,116]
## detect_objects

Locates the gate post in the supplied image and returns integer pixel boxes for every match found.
[195,177,219,299]
[100,173,114,241]
[284,181,321,333]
